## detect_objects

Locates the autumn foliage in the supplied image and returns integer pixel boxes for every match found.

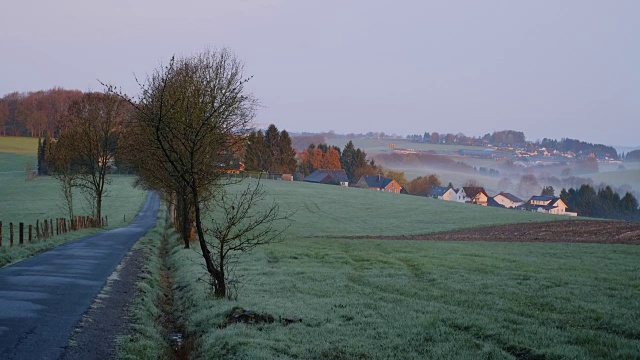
[0,88,83,137]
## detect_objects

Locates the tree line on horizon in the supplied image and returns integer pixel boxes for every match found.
[406,129,620,159]
[0,88,84,137]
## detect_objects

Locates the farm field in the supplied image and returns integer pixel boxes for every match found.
[162,179,640,359]
[0,173,147,229]
[0,173,148,266]
[0,136,149,265]
[0,136,38,174]
[0,136,39,156]
[239,179,565,239]
[0,136,147,229]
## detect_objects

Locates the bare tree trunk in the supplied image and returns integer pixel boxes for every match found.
[96,193,102,226]
[191,184,225,297]
[181,194,190,249]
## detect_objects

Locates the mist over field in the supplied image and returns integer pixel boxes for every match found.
[322,137,640,202]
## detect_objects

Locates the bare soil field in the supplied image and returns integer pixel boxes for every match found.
[348,220,640,244]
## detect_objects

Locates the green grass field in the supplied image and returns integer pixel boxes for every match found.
[0,173,148,266]
[0,136,39,156]
[242,179,562,238]
[0,173,147,228]
[159,179,640,359]
[0,136,38,174]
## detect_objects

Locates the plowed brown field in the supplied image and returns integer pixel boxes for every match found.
[348,220,640,244]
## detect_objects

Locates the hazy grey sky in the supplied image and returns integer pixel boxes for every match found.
[1,1,638,146]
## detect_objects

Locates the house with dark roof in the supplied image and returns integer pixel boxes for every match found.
[462,187,489,206]
[487,197,506,208]
[518,196,575,215]
[493,192,524,208]
[431,186,466,202]
[303,169,349,186]
[431,186,449,198]
[355,175,403,193]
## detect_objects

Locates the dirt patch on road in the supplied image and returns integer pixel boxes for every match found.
[347,220,640,244]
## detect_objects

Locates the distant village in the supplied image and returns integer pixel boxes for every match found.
[300,169,577,217]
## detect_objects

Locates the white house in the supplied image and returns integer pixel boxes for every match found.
[493,192,524,208]
[520,196,577,216]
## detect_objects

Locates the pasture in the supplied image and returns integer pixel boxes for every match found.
[165,179,640,359]
[0,173,148,266]
[0,137,148,266]
[0,136,39,156]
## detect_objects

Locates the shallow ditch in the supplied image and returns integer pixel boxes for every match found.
[159,228,192,360]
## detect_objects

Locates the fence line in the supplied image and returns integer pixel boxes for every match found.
[0,215,108,248]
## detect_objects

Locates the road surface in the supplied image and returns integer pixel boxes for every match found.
[0,192,159,360]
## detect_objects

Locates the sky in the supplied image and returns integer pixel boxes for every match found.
[1,1,638,146]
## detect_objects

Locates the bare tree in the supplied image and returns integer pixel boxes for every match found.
[58,92,127,223]
[123,48,268,298]
[121,122,195,248]
[0,100,8,136]
[205,181,289,298]
[51,132,78,220]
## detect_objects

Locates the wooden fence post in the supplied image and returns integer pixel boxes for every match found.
[36,220,40,240]
[10,222,14,247]
[105,215,108,227]
[0,221,3,247]
[50,219,53,237]
[29,225,32,243]
[44,219,48,239]
[19,223,23,245]
[56,219,59,235]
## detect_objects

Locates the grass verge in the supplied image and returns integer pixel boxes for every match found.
[116,207,172,360]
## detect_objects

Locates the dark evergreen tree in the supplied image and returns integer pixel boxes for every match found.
[244,125,297,174]
[620,192,639,215]
[277,130,297,173]
[341,141,357,180]
[264,124,280,172]
[244,130,268,171]
[541,186,555,197]
[575,184,597,217]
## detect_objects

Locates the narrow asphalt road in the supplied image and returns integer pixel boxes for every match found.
[0,192,160,360]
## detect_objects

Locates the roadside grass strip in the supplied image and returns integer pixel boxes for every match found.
[116,208,171,360]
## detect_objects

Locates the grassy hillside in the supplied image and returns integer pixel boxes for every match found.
[236,179,563,239]
[0,173,147,229]
[155,179,640,359]
[174,237,640,359]
[0,136,38,174]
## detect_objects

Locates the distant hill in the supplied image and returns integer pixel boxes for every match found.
[616,145,640,155]
[625,150,640,162]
